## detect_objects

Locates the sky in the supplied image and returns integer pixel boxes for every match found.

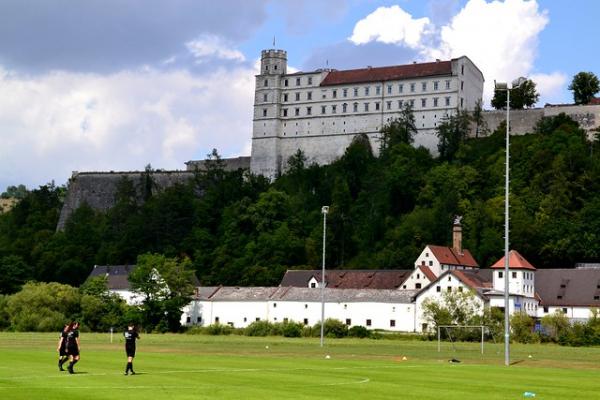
[0,0,597,192]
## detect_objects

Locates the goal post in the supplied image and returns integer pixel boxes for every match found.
[437,325,486,354]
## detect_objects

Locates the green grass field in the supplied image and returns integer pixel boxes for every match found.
[1,332,599,399]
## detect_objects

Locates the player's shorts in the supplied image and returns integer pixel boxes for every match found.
[67,345,79,357]
[59,345,68,356]
[126,345,136,358]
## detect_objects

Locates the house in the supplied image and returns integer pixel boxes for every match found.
[88,265,139,305]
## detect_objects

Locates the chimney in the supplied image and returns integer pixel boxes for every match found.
[452,216,463,254]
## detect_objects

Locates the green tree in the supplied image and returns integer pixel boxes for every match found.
[1,184,28,199]
[421,289,483,332]
[568,71,600,105]
[0,255,33,294]
[491,79,539,109]
[436,111,471,161]
[541,310,570,342]
[471,99,488,138]
[379,103,416,152]
[128,253,196,331]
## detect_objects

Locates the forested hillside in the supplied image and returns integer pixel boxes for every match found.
[1,113,599,293]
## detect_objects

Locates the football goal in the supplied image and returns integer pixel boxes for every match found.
[437,325,489,354]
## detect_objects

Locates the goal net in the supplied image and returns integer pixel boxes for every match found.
[437,325,490,355]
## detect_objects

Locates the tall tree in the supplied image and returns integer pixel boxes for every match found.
[568,72,600,105]
[471,99,487,138]
[379,103,416,153]
[435,111,471,161]
[491,79,539,109]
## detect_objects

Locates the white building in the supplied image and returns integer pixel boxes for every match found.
[250,48,485,178]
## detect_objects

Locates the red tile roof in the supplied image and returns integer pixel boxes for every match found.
[490,250,536,270]
[452,270,493,290]
[428,245,479,268]
[590,97,600,105]
[320,60,452,86]
[418,265,437,282]
[279,269,412,289]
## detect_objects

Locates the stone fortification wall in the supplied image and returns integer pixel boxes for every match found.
[185,156,251,172]
[57,170,194,231]
[479,104,600,137]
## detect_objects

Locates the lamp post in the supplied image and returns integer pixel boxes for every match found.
[320,206,329,347]
[494,77,526,367]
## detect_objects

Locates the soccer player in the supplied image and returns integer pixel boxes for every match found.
[57,324,69,371]
[123,323,139,375]
[65,321,81,374]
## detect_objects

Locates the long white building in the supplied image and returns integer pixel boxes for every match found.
[250,48,484,178]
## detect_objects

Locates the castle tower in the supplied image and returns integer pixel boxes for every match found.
[250,49,287,179]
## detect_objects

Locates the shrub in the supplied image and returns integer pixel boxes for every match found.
[281,321,303,338]
[245,320,273,336]
[348,325,370,338]
[510,312,539,344]
[206,323,233,335]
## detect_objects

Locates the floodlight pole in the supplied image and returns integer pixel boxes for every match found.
[320,206,329,347]
[495,77,526,367]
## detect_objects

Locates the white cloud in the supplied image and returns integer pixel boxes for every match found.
[186,34,246,63]
[529,72,568,105]
[348,1,560,107]
[349,5,431,49]
[433,0,549,105]
[0,65,255,190]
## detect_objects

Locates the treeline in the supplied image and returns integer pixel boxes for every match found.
[1,112,600,293]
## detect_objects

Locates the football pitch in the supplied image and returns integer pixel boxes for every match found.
[1,332,599,399]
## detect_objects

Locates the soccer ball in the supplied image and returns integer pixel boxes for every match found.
[325,355,331,359]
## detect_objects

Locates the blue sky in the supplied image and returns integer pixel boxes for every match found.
[0,0,597,192]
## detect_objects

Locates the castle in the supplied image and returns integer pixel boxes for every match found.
[250,49,484,178]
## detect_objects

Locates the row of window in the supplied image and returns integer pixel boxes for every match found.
[213,316,398,328]
[497,271,534,280]
[267,97,453,118]
[271,77,456,95]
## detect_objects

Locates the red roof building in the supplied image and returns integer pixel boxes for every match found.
[490,250,536,270]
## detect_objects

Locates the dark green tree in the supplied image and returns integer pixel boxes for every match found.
[491,79,539,109]
[379,103,416,152]
[568,71,600,105]
[436,111,471,161]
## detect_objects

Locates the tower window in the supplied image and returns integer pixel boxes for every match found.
[264,79,268,87]
[296,78,301,86]
[284,79,289,87]
[262,109,267,117]
[308,77,313,85]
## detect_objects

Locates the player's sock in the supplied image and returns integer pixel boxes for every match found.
[130,362,135,374]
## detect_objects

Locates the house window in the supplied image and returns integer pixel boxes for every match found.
[308,76,313,85]
[215,317,219,323]
[243,317,247,322]
[562,308,567,314]
[557,296,563,300]
[282,109,288,117]
[390,320,396,327]
[422,82,427,92]
[283,318,288,323]
[304,318,309,325]
[186,316,191,323]
[499,271,503,278]
[295,92,300,101]
[353,87,359,96]
[343,88,348,97]
[446,80,451,89]
[512,272,517,278]
[461,65,464,75]
[283,93,288,102]
[409,99,415,107]
[321,105,326,114]
[332,105,337,114]
[421,98,426,107]
[353,102,358,112]
[273,303,277,308]
[434,81,439,90]
[365,87,370,96]
[448,276,452,281]
[264,79,268,87]
[376,86,381,95]
[399,84,404,93]
[346,318,351,326]
[304,304,308,309]
[256,317,260,321]
[197,317,202,323]
[429,260,433,266]
[332,89,337,98]
[366,319,372,326]
[342,103,348,113]
[415,283,422,289]
[417,273,420,279]
[436,286,441,292]
[284,79,289,87]
[307,92,312,100]
[262,109,267,117]
[543,306,549,313]
[364,103,369,112]
[595,296,600,300]
[461,98,464,108]
[296,77,301,86]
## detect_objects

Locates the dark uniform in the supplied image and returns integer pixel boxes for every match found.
[66,329,80,357]
[124,327,139,375]
[59,330,68,357]
[124,329,139,357]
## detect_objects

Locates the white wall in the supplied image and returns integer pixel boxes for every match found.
[414,246,442,277]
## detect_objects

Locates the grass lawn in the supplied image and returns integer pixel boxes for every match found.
[0,332,599,399]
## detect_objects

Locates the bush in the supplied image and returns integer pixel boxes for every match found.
[281,321,303,338]
[348,325,370,338]
[245,320,273,336]
[510,312,539,344]
[206,323,234,335]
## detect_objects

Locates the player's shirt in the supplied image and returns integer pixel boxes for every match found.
[66,329,79,347]
[124,330,139,347]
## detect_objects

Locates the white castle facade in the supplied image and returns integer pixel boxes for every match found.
[250,49,484,178]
